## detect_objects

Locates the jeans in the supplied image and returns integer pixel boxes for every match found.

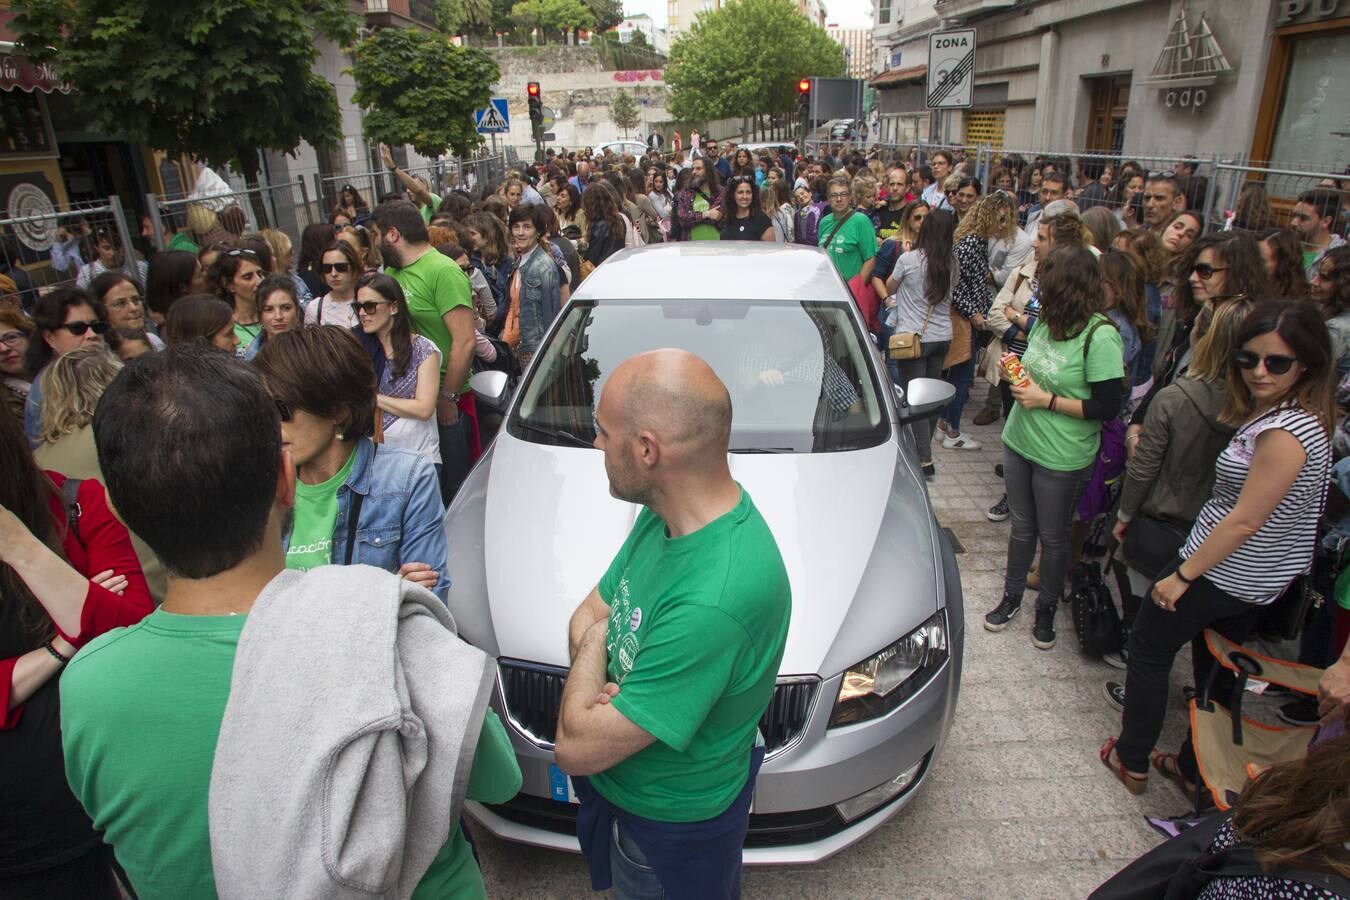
[610,820,668,900]
[894,340,951,465]
[1002,446,1092,610]
[437,413,473,505]
[1115,564,1259,775]
[942,328,979,430]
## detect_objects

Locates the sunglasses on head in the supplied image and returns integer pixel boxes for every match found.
[1233,350,1297,375]
[61,320,109,336]
[1192,263,1228,279]
[351,300,388,315]
[321,262,351,274]
[225,249,258,259]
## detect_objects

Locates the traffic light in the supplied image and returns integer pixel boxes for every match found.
[796,78,811,120]
[527,82,543,142]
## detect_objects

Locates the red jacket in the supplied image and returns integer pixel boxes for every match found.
[0,473,153,728]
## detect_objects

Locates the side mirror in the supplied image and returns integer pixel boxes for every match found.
[896,377,955,423]
[470,370,510,411]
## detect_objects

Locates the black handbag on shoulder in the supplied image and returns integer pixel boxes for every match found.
[1069,558,1125,657]
[1122,514,1191,581]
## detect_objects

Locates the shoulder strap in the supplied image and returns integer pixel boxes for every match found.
[342,445,373,566]
[1082,315,1112,360]
[823,210,855,249]
[61,477,83,540]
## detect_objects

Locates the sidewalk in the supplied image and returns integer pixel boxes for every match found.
[477,381,1202,899]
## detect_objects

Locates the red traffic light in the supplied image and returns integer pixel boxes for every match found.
[798,78,811,93]
[527,82,540,97]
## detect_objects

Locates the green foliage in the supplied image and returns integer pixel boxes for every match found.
[583,0,624,32]
[510,0,594,42]
[666,0,845,122]
[351,27,500,159]
[437,0,493,33]
[10,0,357,181]
[609,90,639,137]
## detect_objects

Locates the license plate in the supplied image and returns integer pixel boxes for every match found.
[548,763,579,804]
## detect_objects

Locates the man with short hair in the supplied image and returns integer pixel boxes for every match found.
[373,199,477,502]
[1292,188,1346,277]
[1022,171,1069,236]
[876,166,914,240]
[59,345,520,899]
[1142,174,1187,232]
[570,160,591,191]
[704,139,732,180]
[556,349,791,899]
[922,150,953,206]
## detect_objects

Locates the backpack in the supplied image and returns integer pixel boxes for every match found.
[61,477,84,540]
[1076,317,1129,522]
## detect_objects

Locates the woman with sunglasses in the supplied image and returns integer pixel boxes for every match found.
[22,288,109,447]
[253,326,448,602]
[1102,300,1334,796]
[352,273,441,466]
[304,240,361,329]
[209,247,266,356]
[88,271,164,350]
[719,176,774,242]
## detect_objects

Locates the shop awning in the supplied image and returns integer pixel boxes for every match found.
[870,64,927,88]
[1,52,71,93]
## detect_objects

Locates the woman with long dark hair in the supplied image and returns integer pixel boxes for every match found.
[1311,245,1350,376]
[296,223,336,297]
[581,181,629,267]
[1103,300,1333,796]
[353,273,441,466]
[304,240,362,329]
[144,249,203,328]
[1259,228,1312,301]
[884,208,957,478]
[209,247,265,356]
[985,246,1125,650]
[162,295,239,354]
[648,168,674,240]
[719,176,774,242]
[0,409,151,895]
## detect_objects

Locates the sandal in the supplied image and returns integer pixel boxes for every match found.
[1099,737,1148,795]
[1150,750,1199,798]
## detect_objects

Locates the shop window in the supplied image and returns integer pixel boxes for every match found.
[963,110,1005,147]
[1267,31,1349,172]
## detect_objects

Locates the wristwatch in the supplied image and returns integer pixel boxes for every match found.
[441,390,460,402]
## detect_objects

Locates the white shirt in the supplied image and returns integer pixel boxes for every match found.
[304,294,359,329]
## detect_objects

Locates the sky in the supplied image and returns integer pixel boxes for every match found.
[622,0,874,32]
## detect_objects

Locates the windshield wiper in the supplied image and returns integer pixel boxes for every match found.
[729,447,795,454]
[512,420,594,448]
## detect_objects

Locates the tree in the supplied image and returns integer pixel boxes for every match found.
[11,0,358,184]
[437,0,493,35]
[352,27,499,159]
[510,0,593,43]
[609,91,640,138]
[583,0,624,32]
[666,0,845,123]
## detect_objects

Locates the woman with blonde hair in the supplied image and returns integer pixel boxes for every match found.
[256,228,313,305]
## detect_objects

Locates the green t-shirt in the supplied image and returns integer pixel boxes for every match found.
[817,210,878,281]
[166,231,199,254]
[388,249,473,391]
[592,487,791,822]
[232,320,261,349]
[60,608,521,900]
[286,448,356,571]
[690,192,719,241]
[1002,314,1125,472]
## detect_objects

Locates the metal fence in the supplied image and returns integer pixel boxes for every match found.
[145,178,314,254]
[1,196,140,304]
[1208,162,1347,231]
[312,155,509,214]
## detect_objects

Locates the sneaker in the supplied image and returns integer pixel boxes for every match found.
[983,593,1022,632]
[1103,681,1126,710]
[943,431,983,450]
[1277,697,1320,727]
[1031,605,1056,650]
[921,462,936,480]
[1102,642,1129,670]
[987,494,1010,521]
[972,406,1000,426]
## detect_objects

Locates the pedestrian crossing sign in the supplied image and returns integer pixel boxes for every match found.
[475,99,510,134]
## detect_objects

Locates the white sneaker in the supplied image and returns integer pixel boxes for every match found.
[942,431,983,450]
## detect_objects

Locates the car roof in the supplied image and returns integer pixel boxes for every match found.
[596,140,646,151]
[573,243,848,302]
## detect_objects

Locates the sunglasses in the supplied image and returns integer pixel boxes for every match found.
[1192,263,1229,279]
[1148,169,1176,178]
[351,300,389,315]
[1233,350,1297,375]
[225,249,258,259]
[61,320,109,336]
[321,262,351,274]
[273,397,292,422]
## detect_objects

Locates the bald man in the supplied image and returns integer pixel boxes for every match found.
[555,349,791,899]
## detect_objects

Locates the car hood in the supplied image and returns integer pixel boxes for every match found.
[446,433,941,677]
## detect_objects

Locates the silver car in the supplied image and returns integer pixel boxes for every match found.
[446,243,965,864]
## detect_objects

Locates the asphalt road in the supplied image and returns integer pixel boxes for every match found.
[476,381,1201,899]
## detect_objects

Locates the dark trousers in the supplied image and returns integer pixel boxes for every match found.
[894,340,950,465]
[0,844,123,899]
[437,413,473,506]
[1115,564,1259,775]
[1002,447,1092,610]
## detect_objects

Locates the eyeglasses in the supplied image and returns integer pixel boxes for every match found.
[1192,263,1229,279]
[321,262,351,274]
[351,300,390,315]
[60,320,109,336]
[0,330,26,346]
[827,192,850,200]
[105,294,143,310]
[273,397,292,422]
[1233,350,1297,375]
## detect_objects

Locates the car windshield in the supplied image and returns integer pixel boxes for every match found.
[508,299,890,453]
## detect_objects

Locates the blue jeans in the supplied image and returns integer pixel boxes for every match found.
[610,820,668,900]
[943,328,978,430]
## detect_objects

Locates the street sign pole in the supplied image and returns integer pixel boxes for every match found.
[926,27,976,153]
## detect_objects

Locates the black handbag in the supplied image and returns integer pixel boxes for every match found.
[1069,558,1125,657]
[1122,514,1191,580]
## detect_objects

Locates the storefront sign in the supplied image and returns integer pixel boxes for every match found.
[1277,0,1347,26]
[0,54,72,94]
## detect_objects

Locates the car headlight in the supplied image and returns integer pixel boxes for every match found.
[828,611,948,728]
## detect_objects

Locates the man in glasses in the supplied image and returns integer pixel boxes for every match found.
[1141,174,1188,233]
[372,199,477,504]
[703,139,733,180]
[1291,188,1346,278]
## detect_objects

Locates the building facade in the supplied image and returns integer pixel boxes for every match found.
[669,0,829,35]
[867,0,1350,181]
[829,25,875,78]
[614,14,671,55]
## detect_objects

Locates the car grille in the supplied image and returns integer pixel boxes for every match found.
[498,660,819,754]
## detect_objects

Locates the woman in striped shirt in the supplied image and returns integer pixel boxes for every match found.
[1102,300,1335,796]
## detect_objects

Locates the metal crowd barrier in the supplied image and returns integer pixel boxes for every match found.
[0,196,139,297]
[145,179,314,253]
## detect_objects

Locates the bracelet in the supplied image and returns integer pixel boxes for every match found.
[1048,395,1058,413]
[44,641,71,665]
[1175,566,1193,584]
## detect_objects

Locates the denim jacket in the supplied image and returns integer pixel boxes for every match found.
[281,437,450,603]
[517,245,561,353]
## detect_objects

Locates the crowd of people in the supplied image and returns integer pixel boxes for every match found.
[2,134,1350,897]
